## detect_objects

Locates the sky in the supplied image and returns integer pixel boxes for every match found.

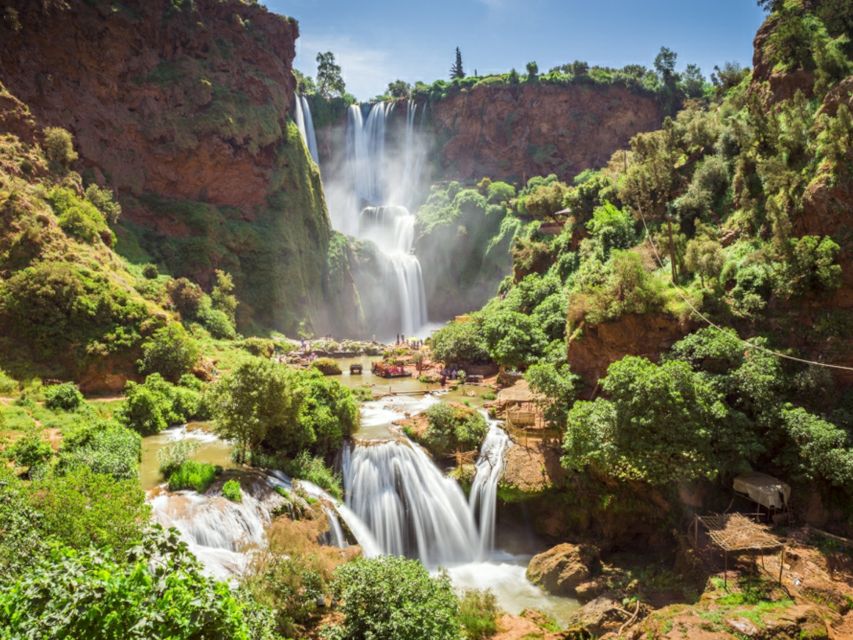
[265,0,768,101]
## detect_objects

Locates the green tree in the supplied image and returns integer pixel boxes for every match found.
[329,557,460,640]
[562,356,756,485]
[526,61,539,80]
[450,46,465,79]
[679,63,706,98]
[167,277,204,320]
[212,357,302,462]
[481,309,547,370]
[430,320,490,365]
[684,236,724,288]
[316,51,346,98]
[139,322,200,382]
[211,269,238,323]
[387,79,412,98]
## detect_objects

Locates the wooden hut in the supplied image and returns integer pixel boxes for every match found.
[496,380,546,429]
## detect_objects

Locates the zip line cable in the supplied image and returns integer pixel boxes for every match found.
[634,209,853,372]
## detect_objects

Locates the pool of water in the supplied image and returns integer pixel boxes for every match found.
[140,424,235,490]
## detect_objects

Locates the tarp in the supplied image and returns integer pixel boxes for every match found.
[733,472,791,510]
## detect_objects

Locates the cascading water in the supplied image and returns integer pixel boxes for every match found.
[294,94,319,164]
[341,414,511,567]
[339,101,429,337]
[470,420,511,556]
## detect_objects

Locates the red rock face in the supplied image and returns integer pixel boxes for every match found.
[0,0,297,208]
[430,83,664,183]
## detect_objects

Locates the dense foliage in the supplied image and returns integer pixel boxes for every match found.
[327,557,460,640]
[421,402,488,455]
[212,356,358,463]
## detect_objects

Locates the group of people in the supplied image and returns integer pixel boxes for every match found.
[394,334,424,349]
[439,365,463,387]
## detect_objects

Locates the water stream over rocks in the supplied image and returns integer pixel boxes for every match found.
[144,393,578,622]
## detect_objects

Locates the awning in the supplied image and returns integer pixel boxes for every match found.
[733,472,791,510]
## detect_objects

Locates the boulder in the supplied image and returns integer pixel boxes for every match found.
[526,542,600,596]
[568,597,625,637]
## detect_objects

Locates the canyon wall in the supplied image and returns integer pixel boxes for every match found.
[429,82,665,184]
[0,0,345,333]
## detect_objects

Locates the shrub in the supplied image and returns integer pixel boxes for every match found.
[139,322,200,381]
[42,126,78,173]
[118,379,171,435]
[46,187,114,246]
[211,269,238,324]
[586,201,636,255]
[6,432,52,475]
[57,421,141,480]
[459,589,499,639]
[430,320,490,365]
[562,356,758,485]
[166,277,204,320]
[240,337,276,358]
[27,467,149,554]
[776,405,853,489]
[312,357,342,375]
[43,382,84,411]
[212,358,358,462]
[0,527,270,640]
[84,183,122,224]
[423,402,488,455]
[168,460,218,493]
[199,304,237,339]
[481,308,548,369]
[142,263,159,279]
[222,479,243,502]
[281,452,342,500]
[329,556,460,640]
[0,368,17,394]
[157,440,199,477]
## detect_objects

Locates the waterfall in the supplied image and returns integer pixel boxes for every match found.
[295,95,319,165]
[149,479,283,580]
[341,423,511,567]
[338,102,429,337]
[469,419,511,556]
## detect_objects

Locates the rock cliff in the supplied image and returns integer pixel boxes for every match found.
[0,0,339,333]
[429,83,664,183]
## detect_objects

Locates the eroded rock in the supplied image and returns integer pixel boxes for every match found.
[527,542,601,597]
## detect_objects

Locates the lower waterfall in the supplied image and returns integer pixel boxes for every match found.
[342,416,510,567]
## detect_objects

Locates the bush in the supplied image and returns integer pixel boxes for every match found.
[562,356,758,485]
[27,467,149,554]
[423,402,488,455]
[42,126,78,173]
[0,527,270,640]
[240,337,276,358]
[222,479,243,502]
[118,373,202,436]
[84,183,122,224]
[281,451,342,500]
[459,589,498,639]
[430,320,490,365]
[142,264,159,279]
[312,357,342,375]
[46,187,114,246]
[199,304,237,339]
[329,556,460,640]
[57,421,141,480]
[481,308,548,369]
[166,278,204,320]
[6,432,52,475]
[139,322,200,382]
[43,382,84,411]
[157,439,199,477]
[168,460,218,493]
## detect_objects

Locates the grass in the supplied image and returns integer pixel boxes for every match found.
[283,452,342,500]
[167,460,218,493]
[459,589,498,639]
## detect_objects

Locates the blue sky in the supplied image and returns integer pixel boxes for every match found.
[265,0,767,101]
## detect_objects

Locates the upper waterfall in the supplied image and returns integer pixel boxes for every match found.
[295,94,319,164]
